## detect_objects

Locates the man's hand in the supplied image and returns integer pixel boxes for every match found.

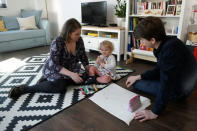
[126,75,141,88]
[134,110,158,122]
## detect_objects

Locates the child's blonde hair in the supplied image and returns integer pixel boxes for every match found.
[99,40,114,53]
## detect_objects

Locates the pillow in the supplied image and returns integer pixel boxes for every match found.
[0,20,7,32]
[2,16,20,30]
[17,16,38,30]
[20,9,42,26]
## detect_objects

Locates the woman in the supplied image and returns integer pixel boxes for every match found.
[8,18,90,99]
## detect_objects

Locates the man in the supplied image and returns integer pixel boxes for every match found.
[126,16,197,122]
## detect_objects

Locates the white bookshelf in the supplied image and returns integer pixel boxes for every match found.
[81,26,125,61]
[129,14,180,18]
[124,0,192,62]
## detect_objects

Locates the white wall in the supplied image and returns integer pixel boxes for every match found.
[180,0,197,42]
[45,0,118,39]
[46,0,82,39]
[0,0,34,16]
[0,0,119,39]
[1,0,197,41]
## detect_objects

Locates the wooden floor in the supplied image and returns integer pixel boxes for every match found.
[1,46,197,131]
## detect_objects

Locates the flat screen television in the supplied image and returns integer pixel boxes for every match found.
[81,1,107,26]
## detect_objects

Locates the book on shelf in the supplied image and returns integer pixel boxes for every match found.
[128,33,154,52]
[129,17,142,31]
[128,33,132,51]
[129,17,179,35]
[130,0,182,16]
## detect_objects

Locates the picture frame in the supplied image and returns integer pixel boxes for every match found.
[176,4,182,16]
[166,5,176,16]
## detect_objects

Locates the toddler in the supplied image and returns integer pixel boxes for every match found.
[85,40,116,84]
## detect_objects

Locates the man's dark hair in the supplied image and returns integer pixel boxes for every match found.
[134,16,166,41]
[60,18,81,43]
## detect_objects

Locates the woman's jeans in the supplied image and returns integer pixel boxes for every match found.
[24,72,88,94]
[24,79,75,93]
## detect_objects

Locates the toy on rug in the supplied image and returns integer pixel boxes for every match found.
[80,84,98,95]
[92,84,98,92]
[128,95,142,112]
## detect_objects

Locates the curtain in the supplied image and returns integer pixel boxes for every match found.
[0,0,7,8]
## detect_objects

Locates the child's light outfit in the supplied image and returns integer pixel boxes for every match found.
[95,55,116,80]
[86,54,116,84]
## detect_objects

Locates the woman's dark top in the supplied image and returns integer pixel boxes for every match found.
[141,36,197,115]
[42,36,89,81]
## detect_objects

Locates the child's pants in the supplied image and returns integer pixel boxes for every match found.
[89,66,111,83]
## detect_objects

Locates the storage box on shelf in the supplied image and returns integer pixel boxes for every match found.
[124,0,190,63]
[188,24,197,44]
[81,26,125,61]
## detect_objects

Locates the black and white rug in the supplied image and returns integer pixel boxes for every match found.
[0,54,134,131]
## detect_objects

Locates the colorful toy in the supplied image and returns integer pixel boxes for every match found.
[85,86,89,93]
[80,85,98,95]
[92,84,98,92]
[80,88,85,95]
[89,85,95,91]
[140,43,146,50]
[82,86,89,94]
[128,95,142,112]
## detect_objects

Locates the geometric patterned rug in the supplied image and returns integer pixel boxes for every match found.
[0,53,134,131]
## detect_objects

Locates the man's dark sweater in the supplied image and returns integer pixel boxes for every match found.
[141,36,197,115]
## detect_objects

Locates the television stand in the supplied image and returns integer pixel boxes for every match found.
[85,24,108,27]
[97,24,108,27]
[81,26,125,61]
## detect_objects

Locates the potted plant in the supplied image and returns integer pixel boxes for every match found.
[114,0,126,26]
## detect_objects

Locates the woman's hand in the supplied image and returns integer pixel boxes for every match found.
[70,72,83,83]
[134,110,158,122]
[126,75,141,88]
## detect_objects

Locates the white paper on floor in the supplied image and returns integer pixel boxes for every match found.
[89,83,151,125]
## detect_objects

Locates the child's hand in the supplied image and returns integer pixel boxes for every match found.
[100,63,105,68]
[96,56,105,65]
[96,56,101,64]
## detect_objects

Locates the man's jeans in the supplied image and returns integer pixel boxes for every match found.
[133,79,195,101]
[133,80,161,97]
